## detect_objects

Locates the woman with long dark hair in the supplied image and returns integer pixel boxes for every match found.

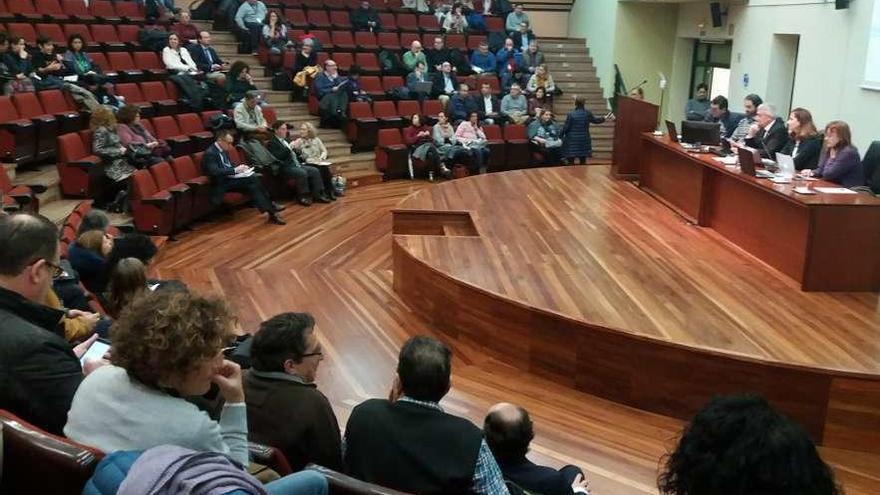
[116,105,171,166]
[105,257,147,318]
[226,61,258,106]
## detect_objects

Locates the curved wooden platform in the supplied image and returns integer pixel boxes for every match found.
[392,166,880,454]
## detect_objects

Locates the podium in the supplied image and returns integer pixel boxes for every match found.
[611,96,659,179]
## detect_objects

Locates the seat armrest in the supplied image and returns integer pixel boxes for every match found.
[382,144,407,152]
[23,184,48,194]
[0,119,35,131]
[356,117,379,124]
[141,191,173,205]
[305,464,413,495]
[248,442,293,476]
[184,176,210,187]
[67,160,100,170]
[167,184,190,194]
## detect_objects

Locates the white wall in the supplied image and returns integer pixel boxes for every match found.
[671,0,880,151]
[568,0,619,97]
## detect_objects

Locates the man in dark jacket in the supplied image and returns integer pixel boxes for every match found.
[448,83,479,123]
[704,95,741,139]
[344,336,510,495]
[244,312,342,472]
[484,403,591,495]
[350,0,381,31]
[189,31,229,82]
[201,129,285,225]
[744,103,790,159]
[0,213,96,435]
[266,121,330,206]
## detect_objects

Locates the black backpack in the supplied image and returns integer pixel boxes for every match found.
[378,50,404,75]
[138,28,171,53]
[272,71,294,91]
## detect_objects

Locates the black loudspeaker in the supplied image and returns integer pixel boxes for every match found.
[710,2,724,27]
[836,0,850,9]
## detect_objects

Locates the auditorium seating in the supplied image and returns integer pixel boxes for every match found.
[149,161,194,231]
[130,168,176,236]
[374,128,408,179]
[170,154,214,220]
[0,166,43,213]
[0,95,38,165]
[12,92,60,161]
[56,130,102,198]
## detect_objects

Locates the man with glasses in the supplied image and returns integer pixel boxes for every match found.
[0,213,101,434]
[244,312,342,472]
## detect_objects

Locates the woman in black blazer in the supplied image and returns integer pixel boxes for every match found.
[780,107,822,170]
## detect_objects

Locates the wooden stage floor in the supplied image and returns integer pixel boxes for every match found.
[152,171,880,494]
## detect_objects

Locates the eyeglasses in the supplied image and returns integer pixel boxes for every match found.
[302,344,323,358]
[31,258,64,278]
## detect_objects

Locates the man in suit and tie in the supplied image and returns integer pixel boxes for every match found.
[512,23,534,52]
[431,62,458,107]
[744,103,790,159]
[484,403,591,495]
[189,31,229,82]
[266,121,331,206]
[474,82,503,125]
[202,129,286,225]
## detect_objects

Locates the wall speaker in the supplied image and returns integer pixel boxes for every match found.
[835,0,850,9]
[710,2,724,28]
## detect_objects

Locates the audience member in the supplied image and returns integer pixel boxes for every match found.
[484,403,591,495]
[226,61,258,106]
[31,36,68,90]
[527,86,548,117]
[233,90,271,141]
[344,336,510,494]
[432,111,459,177]
[2,36,35,93]
[190,31,229,82]
[403,0,431,12]
[443,3,469,33]
[0,213,97,435]
[292,122,331,165]
[77,209,111,236]
[346,65,370,102]
[314,60,350,128]
[729,93,762,141]
[561,96,609,164]
[471,42,498,75]
[628,87,644,100]
[432,61,458,106]
[427,37,456,72]
[476,82,503,125]
[62,33,105,86]
[91,107,135,212]
[202,129,285,225]
[704,95,739,139]
[513,23,534,52]
[449,83,479,122]
[684,83,710,121]
[527,107,544,139]
[263,10,289,54]
[235,0,268,54]
[526,64,556,95]
[106,232,159,273]
[519,42,544,81]
[501,83,529,124]
[116,105,171,166]
[744,103,789,159]
[403,41,428,73]
[506,4,530,34]
[172,10,200,45]
[455,111,490,174]
[658,394,840,495]
[496,38,522,90]
[245,312,343,472]
[810,120,863,187]
[406,61,431,99]
[405,114,440,173]
[162,33,199,75]
[104,257,147,319]
[68,229,113,294]
[64,291,244,464]
[44,286,101,343]
[533,110,563,164]
[780,107,822,171]
[266,121,330,205]
[292,38,319,99]
[351,0,382,31]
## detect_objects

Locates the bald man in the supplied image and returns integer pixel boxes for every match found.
[402,41,427,73]
[484,403,591,495]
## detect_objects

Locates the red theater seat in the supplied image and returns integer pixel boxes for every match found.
[117,24,143,48]
[61,0,96,23]
[7,23,37,43]
[483,124,506,171]
[13,92,59,161]
[6,0,41,21]
[89,0,121,23]
[396,13,417,32]
[34,0,66,20]
[377,32,400,51]
[0,167,41,213]
[150,161,193,230]
[114,1,146,23]
[34,23,66,45]
[355,53,380,74]
[284,8,308,29]
[331,31,356,52]
[360,76,384,99]
[354,31,379,51]
[329,9,351,30]
[347,101,378,151]
[397,100,421,120]
[307,10,331,30]
[140,81,179,116]
[112,83,155,118]
[0,95,37,165]
[334,52,354,72]
[56,131,102,198]
[130,169,175,235]
[37,89,84,134]
[375,128,408,178]
[175,113,214,151]
[89,24,125,52]
[106,52,145,82]
[503,124,530,168]
[170,154,213,219]
[418,14,441,33]
[133,52,169,80]
[373,100,403,127]
[151,116,193,156]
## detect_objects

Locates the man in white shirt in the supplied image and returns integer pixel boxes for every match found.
[476,82,501,125]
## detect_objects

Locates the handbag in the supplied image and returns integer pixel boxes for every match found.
[126,144,154,168]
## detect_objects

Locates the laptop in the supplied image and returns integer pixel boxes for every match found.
[775,153,795,178]
[412,81,433,94]
[737,146,774,177]
[665,120,679,143]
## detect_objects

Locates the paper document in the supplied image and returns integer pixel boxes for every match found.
[712,156,737,165]
[814,187,857,194]
[793,187,817,195]
[232,170,254,178]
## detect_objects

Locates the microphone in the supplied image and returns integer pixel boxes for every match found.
[629,79,648,92]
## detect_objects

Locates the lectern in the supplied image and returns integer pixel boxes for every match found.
[611,96,659,179]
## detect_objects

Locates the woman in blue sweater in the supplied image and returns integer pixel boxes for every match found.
[810,121,863,188]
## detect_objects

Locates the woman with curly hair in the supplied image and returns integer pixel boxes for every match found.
[65,291,329,494]
[658,394,840,495]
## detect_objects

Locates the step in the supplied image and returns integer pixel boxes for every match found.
[15,164,62,206]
